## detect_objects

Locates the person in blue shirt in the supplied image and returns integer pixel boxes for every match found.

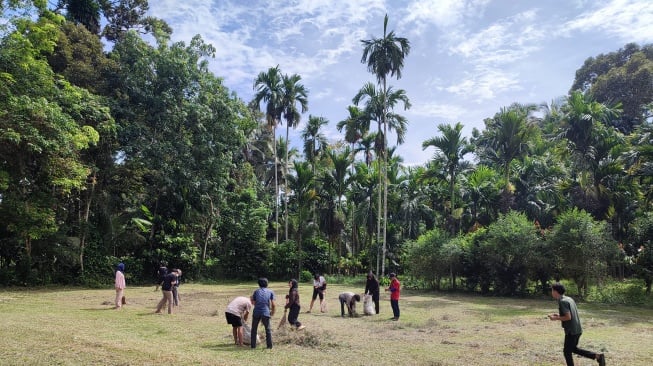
[250,277,276,349]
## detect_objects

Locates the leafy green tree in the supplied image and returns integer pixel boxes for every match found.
[625,212,653,294]
[549,208,617,296]
[571,43,653,133]
[479,211,541,295]
[0,10,107,279]
[58,0,101,34]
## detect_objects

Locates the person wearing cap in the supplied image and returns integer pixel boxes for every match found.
[364,271,380,314]
[114,263,126,309]
[384,273,400,321]
[548,283,606,366]
[250,278,276,349]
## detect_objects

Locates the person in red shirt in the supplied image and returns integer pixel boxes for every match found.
[385,273,400,321]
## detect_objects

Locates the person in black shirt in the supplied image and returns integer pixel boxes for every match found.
[364,271,380,314]
[155,271,177,314]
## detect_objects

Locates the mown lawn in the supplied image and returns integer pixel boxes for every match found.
[1,282,651,365]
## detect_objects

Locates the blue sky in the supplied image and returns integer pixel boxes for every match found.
[147,0,653,166]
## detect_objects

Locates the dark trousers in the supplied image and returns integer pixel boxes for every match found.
[390,299,400,319]
[288,304,301,327]
[371,292,380,314]
[563,333,597,365]
[251,314,272,349]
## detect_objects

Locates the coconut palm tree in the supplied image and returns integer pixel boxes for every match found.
[253,66,283,244]
[280,73,308,241]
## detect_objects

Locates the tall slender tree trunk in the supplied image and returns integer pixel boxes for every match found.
[79,173,96,273]
[273,126,279,245]
[381,78,388,277]
[285,125,289,241]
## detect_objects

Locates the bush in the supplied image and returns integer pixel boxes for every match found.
[586,280,652,306]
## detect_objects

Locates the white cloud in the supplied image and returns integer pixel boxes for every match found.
[560,0,653,43]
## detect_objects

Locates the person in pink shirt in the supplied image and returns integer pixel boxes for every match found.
[114,263,126,309]
[384,273,400,320]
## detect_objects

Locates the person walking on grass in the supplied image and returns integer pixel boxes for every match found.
[225,296,252,346]
[548,283,606,366]
[114,263,126,309]
[385,273,400,321]
[251,278,276,349]
[155,270,177,314]
[307,273,327,313]
[364,271,380,314]
[285,279,305,330]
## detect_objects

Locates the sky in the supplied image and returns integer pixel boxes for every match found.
[146,0,653,167]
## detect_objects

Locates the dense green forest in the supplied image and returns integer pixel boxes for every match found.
[1,1,653,298]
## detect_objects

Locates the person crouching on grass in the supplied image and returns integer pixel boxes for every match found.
[548,283,606,366]
[225,296,252,346]
[338,292,361,317]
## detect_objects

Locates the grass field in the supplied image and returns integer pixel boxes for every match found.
[1,281,652,365]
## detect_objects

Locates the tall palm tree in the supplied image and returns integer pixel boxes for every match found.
[360,15,410,275]
[302,115,329,174]
[477,104,539,191]
[280,73,308,241]
[353,81,410,274]
[286,161,317,278]
[422,122,472,234]
[253,66,283,245]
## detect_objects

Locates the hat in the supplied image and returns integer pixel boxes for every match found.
[117,263,125,272]
[389,272,396,278]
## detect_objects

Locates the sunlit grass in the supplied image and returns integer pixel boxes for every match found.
[1,283,651,365]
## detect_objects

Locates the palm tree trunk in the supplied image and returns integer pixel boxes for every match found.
[381,119,388,277]
[285,125,289,241]
[274,127,279,245]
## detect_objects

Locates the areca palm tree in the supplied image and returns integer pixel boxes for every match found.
[286,161,317,278]
[302,115,329,173]
[360,15,410,276]
[353,81,410,274]
[253,66,283,245]
[422,122,472,234]
[476,104,539,191]
[280,73,308,241]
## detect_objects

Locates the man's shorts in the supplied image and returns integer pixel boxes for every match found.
[225,312,243,327]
